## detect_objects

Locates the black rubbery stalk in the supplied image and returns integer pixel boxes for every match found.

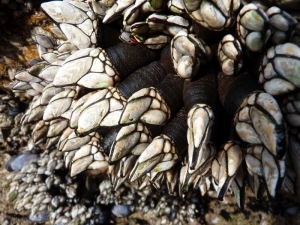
[183,67,218,112]
[156,74,184,114]
[117,61,167,99]
[100,126,121,155]
[228,123,240,141]
[160,45,176,74]
[97,22,122,49]
[106,42,160,79]
[218,72,262,118]
[192,21,224,45]
[162,108,188,153]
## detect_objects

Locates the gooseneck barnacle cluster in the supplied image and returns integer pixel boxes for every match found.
[3,0,300,224]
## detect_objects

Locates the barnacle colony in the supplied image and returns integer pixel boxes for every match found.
[3,0,300,224]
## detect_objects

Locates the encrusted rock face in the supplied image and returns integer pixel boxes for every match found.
[4,150,111,224]
[2,0,300,224]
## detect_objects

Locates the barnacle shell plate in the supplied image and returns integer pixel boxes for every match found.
[77,88,126,134]
[53,48,120,89]
[235,92,285,158]
[259,43,300,96]
[42,1,97,49]
[120,87,170,125]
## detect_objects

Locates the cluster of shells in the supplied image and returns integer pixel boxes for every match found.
[2,0,300,223]
[4,139,204,224]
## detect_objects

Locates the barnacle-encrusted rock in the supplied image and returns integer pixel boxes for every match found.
[4,0,300,223]
[4,149,111,225]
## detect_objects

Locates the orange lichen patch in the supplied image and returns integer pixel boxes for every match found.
[20,45,39,62]
[0,9,50,85]
[0,62,14,92]
[0,64,7,77]
[0,44,38,79]
[43,23,55,34]
[2,57,17,68]
[0,60,22,79]
[0,78,13,92]
[27,11,53,35]
[27,11,48,25]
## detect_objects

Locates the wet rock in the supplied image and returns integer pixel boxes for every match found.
[112,204,131,218]
[29,210,50,222]
[5,153,38,172]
